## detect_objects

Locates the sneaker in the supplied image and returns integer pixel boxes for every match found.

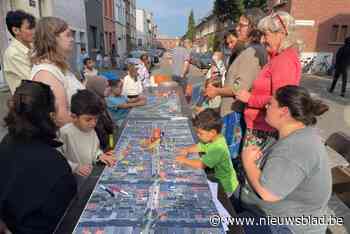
[341,93,345,97]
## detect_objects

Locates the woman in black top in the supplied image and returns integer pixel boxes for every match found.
[0,80,77,234]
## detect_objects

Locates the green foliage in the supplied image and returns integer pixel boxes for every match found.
[186,10,196,41]
[244,0,267,10]
[207,34,215,51]
[213,34,221,51]
[213,0,268,23]
[207,33,222,52]
[213,0,245,22]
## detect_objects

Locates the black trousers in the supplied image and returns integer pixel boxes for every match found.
[330,68,348,95]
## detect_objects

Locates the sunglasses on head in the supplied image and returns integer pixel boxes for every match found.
[271,13,288,35]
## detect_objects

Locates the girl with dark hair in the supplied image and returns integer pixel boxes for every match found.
[0,80,76,234]
[240,85,331,234]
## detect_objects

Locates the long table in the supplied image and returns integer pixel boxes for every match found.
[54,86,244,234]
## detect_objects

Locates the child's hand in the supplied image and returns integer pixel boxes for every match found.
[99,153,117,167]
[77,165,92,177]
[176,148,188,156]
[175,155,187,164]
[195,106,205,114]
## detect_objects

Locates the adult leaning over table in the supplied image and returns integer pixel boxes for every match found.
[240,85,331,234]
[235,11,303,148]
[31,17,84,127]
[0,80,77,234]
[206,8,267,160]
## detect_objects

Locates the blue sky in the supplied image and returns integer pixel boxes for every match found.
[137,0,215,37]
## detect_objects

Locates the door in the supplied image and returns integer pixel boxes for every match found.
[0,62,4,88]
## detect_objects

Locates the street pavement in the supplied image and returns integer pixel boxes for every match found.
[0,61,349,143]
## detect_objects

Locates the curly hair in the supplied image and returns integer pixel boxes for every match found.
[4,80,58,141]
[31,17,70,72]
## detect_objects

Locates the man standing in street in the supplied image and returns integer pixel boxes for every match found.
[3,10,35,94]
[171,39,192,91]
[329,37,350,97]
[78,47,89,71]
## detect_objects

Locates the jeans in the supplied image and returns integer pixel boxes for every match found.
[222,112,246,159]
[172,75,188,92]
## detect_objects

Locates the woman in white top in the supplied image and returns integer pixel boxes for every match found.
[122,64,143,98]
[31,17,84,127]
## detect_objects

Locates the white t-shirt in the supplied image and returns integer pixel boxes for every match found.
[58,123,103,172]
[122,74,143,96]
[31,63,85,108]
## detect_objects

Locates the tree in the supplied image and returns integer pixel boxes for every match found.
[186,10,196,42]
[213,34,221,51]
[207,33,221,52]
[213,0,245,22]
[244,0,267,10]
[207,34,215,52]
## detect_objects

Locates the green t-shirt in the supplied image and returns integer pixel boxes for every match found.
[198,135,239,193]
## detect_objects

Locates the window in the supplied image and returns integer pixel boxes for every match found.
[109,32,112,51]
[29,0,36,7]
[331,25,339,42]
[90,26,97,48]
[100,33,104,50]
[71,30,76,42]
[331,24,349,42]
[340,25,348,42]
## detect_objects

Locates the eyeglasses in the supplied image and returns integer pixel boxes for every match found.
[272,13,288,35]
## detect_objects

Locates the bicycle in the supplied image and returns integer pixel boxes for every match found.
[315,55,331,75]
[302,56,316,74]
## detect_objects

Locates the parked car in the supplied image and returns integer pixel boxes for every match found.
[124,50,148,70]
[147,49,160,64]
[199,52,212,69]
[155,49,164,57]
[190,52,212,70]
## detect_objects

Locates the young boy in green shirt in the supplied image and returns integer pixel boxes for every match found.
[176,109,239,197]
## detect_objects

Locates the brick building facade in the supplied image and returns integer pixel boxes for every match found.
[282,0,350,70]
[286,0,350,54]
[154,38,180,50]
